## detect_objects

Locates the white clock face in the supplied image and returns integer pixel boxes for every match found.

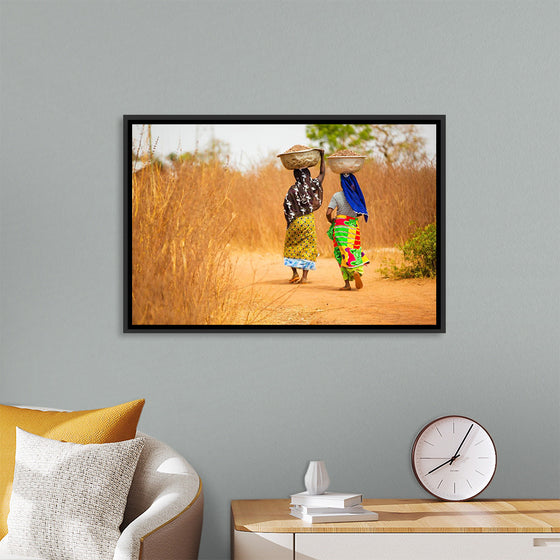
[412,416,497,501]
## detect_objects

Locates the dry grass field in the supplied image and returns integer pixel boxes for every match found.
[131,157,436,325]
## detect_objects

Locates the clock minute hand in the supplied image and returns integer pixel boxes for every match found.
[450,423,473,464]
[426,455,460,475]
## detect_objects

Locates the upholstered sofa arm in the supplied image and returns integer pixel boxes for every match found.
[114,433,203,560]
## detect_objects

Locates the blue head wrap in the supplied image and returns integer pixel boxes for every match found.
[341,173,368,222]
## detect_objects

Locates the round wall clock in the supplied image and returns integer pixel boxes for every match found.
[411,415,497,501]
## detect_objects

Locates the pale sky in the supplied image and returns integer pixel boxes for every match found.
[133,123,437,170]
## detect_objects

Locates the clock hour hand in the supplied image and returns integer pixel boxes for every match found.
[449,423,473,464]
[426,455,460,475]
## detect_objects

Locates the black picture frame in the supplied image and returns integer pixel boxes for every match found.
[124,115,445,333]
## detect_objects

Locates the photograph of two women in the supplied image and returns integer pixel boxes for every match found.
[124,117,444,332]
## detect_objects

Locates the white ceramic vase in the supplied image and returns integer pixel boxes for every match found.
[304,460,330,495]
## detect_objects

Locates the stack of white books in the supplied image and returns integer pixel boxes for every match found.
[289,491,378,523]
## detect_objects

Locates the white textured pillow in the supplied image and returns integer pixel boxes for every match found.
[3,428,144,560]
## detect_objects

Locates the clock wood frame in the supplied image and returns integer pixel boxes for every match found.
[411,415,497,502]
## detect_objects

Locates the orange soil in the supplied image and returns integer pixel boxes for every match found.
[230,251,437,326]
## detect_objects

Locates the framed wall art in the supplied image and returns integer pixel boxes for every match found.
[124,115,445,332]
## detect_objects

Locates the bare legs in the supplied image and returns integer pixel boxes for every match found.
[354,272,363,289]
[339,270,363,290]
[288,268,311,284]
[289,266,365,288]
[339,279,351,291]
[289,268,299,283]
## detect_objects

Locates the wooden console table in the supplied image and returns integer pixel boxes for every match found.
[231,498,560,559]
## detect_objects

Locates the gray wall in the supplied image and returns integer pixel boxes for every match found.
[1,1,558,558]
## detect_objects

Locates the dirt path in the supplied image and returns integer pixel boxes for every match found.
[231,251,437,326]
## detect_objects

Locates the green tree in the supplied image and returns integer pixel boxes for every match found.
[167,138,230,166]
[306,124,427,165]
[167,151,195,164]
[305,124,375,153]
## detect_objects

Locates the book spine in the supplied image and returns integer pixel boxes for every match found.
[290,497,362,508]
[292,505,364,514]
[290,510,378,523]
[307,514,378,523]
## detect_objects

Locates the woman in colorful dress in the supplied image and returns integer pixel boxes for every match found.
[326,172,370,290]
[283,150,325,284]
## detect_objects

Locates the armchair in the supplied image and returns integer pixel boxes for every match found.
[0,431,203,560]
[117,432,203,560]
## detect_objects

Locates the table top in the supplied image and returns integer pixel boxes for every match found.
[231,499,560,533]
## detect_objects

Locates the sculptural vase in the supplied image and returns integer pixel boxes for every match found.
[304,460,330,495]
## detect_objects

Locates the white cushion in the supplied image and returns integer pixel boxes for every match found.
[2,428,144,560]
[0,556,45,559]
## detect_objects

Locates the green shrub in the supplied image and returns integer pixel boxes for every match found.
[379,222,437,278]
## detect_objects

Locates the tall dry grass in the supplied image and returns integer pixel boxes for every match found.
[229,159,436,255]
[132,161,243,325]
[131,156,436,325]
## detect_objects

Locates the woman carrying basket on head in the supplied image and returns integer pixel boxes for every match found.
[326,171,370,290]
[282,148,325,284]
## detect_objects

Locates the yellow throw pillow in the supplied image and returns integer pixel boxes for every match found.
[0,398,145,538]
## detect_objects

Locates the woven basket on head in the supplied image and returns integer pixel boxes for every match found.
[277,146,321,170]
[327,152,366,174]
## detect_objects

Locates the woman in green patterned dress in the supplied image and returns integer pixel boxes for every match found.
[326,173,370,290]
